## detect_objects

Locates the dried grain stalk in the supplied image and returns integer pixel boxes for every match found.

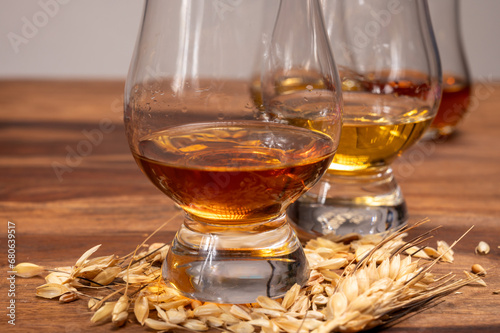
[17,219,485,332]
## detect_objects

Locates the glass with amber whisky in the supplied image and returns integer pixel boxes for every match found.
[124,0,342,303]
[288,0,442,238]
[426,0,471,138]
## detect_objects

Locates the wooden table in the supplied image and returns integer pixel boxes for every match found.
[1,80,499,332]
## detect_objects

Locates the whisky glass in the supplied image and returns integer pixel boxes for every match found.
[426,0,471,139]
[124,0,342,303]
[288,0,441,238]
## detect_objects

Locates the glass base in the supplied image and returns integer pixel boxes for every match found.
[423,126,455,140]
[288,201,407,240]
[163,215,309,304]
[288,167,408,240]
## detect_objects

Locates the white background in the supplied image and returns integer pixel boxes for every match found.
[0,0,499,80]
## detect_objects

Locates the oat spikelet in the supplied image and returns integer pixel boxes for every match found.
[75,244,102,270]
[257,296,286,312]
[91,301,116,325]
[325,291,347,319]
[112,295,129,327]
[14,263,45,277]
[45,271,69,285]
[437,240,455,262]
[230,304,253,321]
[475,241,490,255]
[88,298,99,310]
[282,283,301,309]
[228,322,255,333]
[36,283,72,299]
[144,318,181,331]
[193,303,222,317]
[92,266,122,286]
[464,271,487,287]
[183,319,209,331]
[134,292,149,325]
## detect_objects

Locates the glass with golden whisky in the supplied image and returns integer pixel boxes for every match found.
[288,0,442,238]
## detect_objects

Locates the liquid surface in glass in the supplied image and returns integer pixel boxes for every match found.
[133,121,336,223]
[430,75,471,130]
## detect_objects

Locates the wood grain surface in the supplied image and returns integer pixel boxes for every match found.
[0,80,499,332]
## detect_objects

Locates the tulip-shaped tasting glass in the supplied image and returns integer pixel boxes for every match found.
[288,0,441,238]
[124,0,342,303]
[426,0,471,139]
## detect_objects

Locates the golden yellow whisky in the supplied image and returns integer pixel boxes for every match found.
[330,113,433,175]
[328,93,433,175]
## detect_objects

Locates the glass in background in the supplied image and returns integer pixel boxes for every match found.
[288,0,441,239]
[426,0,471,139]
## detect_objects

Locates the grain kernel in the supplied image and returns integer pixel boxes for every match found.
[471,264,486,276]
[59,292,79,303]
[14,263,45,278]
